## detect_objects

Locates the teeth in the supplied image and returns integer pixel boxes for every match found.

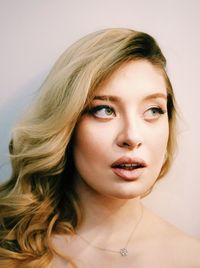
[119,163,139,168]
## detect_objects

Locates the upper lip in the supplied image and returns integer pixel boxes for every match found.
[111,156,147,168]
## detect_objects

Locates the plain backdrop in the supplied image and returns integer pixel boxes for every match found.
[0,0,200,238]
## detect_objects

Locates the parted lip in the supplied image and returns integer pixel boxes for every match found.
[111,156,147,168]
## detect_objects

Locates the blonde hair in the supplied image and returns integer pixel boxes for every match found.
[0,28,176,267]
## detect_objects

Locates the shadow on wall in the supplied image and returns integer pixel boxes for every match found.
[0,75,44,182]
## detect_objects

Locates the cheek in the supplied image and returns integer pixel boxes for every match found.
[149,122,169,161]
[159,122,169,148]
[73,119,108,166]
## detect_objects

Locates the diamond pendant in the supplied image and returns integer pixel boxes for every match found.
[120,248,128,256]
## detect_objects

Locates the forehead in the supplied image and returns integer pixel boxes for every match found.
[95,60,167,98]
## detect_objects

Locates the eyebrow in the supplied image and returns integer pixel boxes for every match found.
[93,93,167,102]
[93,95,119,102]
[143,92,167,101]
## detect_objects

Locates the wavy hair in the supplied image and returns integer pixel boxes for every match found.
[0,28,176,267]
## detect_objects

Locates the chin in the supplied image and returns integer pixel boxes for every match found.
[109,181,154,200]
[116,193,141,200]
[107,189,144,200]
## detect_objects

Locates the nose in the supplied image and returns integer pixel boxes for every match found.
[116,117,143,150]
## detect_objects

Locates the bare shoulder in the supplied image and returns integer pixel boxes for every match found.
[143,207,200,267]
[48,233,87,268]
[168,225,200,267]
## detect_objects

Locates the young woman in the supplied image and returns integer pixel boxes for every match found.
[0,28,200,268]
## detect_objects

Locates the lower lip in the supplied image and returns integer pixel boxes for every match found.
[111,167,145,181]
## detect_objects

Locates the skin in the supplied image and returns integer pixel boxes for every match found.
[50,60,200,268]
[73,59,169,200]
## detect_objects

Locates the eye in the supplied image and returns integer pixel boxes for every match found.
[87,105,116,119]
[144,107,166,121]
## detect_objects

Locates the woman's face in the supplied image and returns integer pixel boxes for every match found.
[73,60,169,199]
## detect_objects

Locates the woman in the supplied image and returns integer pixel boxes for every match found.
[0,28,200,268]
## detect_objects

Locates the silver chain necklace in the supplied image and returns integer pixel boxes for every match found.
[76,204,143,257]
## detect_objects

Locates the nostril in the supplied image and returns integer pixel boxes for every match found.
[122,142,130,147]
[120,140,142,149]
[116,129,143,149]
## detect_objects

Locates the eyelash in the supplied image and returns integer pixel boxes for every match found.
[86,105,166,119]
[87,105,115,117]
[147,107,166,115]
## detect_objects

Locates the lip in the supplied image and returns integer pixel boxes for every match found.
[111,156,147,181]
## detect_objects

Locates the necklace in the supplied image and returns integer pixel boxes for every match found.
[76,204,143,257]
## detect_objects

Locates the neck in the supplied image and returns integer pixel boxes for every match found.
[75,176,143,246]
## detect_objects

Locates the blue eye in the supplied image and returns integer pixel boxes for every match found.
[87,105,116,118]
[144,107,166,120]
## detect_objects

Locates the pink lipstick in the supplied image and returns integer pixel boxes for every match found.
[111,157,147,181]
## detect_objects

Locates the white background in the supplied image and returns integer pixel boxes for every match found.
[0,0,200,238]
